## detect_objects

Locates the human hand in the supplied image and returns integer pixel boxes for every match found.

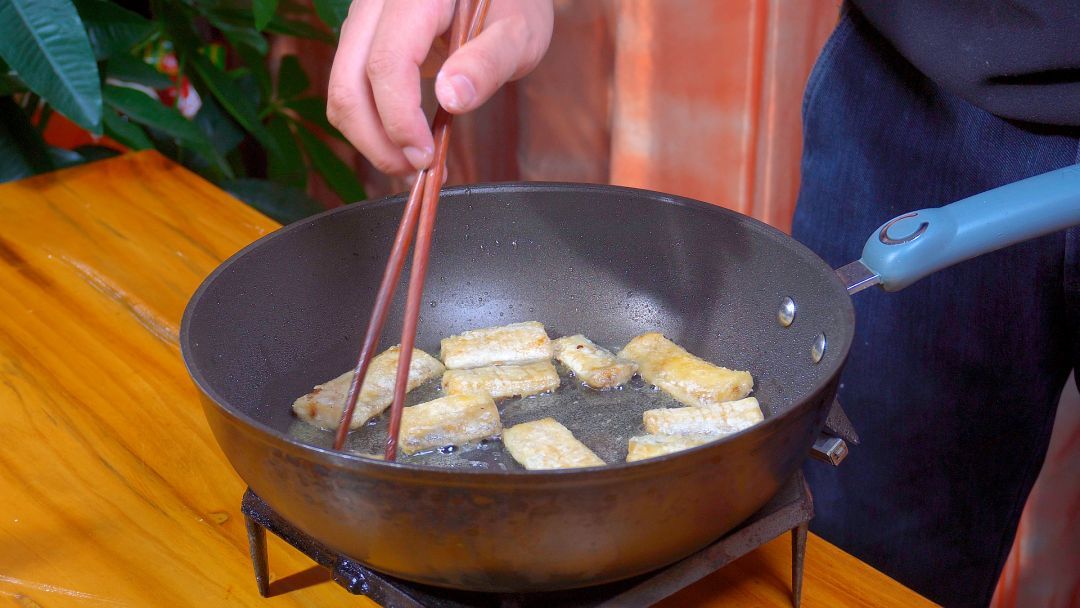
[327,0,554,176]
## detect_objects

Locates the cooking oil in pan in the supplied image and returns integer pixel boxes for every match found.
[286,364,708,470]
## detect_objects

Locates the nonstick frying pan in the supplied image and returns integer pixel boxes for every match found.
[180,164,1080,592]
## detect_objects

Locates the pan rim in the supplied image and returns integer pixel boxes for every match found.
[180,181,855,479]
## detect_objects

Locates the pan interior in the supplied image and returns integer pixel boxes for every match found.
[182,183,854,470]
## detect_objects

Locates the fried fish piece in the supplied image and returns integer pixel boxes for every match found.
[442,361,560,399]
[642,397,765,436]
[398,393,502,455]
[552,334,638,389]
[626,434,718,462]
[440,321,552,369]
[618,332,753,407]
[291,346,445,430]
[503,418,605,470]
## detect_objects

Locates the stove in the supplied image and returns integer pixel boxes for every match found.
[241,401,857,607]
[243,472,812,608]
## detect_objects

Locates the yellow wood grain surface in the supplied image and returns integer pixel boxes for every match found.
[0,152,934,607]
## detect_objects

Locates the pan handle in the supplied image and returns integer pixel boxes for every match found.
[840,163,1080,294]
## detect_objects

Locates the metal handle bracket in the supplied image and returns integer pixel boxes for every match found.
[810,436,848,466]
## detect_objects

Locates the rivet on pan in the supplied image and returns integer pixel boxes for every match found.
[810,333,827,363]
[778,297,796,327]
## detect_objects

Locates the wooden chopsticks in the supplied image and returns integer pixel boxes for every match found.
[332,0,492,458]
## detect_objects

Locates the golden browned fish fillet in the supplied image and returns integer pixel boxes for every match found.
[440,321,552,369]
[291,346,445,430]
[398,393,502,455]
[643,397,764,436]
[552,334,638,389]
[618,332,753,406]
[442,361,560,399]
[626,434,718,462]
[503,418,605,470]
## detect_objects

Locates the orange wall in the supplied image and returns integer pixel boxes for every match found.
[606,0,837,231]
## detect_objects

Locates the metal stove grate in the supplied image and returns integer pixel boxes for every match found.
[242,472,813,608]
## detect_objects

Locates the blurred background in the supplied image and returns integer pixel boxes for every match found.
[1,0,1075,605]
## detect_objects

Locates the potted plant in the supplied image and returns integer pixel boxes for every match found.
[0,0,363,222]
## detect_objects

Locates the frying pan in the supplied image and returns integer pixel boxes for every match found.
[180,164,1080,592]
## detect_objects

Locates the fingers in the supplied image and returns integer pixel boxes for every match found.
[327,0,414,175]
[327,0,554,177]
[435,1,554,114]
[366,0,455,170]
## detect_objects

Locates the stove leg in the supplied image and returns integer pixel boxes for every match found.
[791,522,808,608]
[245,513,270,597]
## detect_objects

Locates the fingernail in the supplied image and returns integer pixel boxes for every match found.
[436,72,476,112]
[403,146,433,170]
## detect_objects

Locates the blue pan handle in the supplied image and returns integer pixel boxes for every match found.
[847,164,1080,293]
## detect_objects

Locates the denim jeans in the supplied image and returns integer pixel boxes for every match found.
[792,7,1080,608]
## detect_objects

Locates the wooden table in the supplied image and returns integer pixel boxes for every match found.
[0,152,934,607]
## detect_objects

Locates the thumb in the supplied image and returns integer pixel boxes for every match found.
[434,17,541,113]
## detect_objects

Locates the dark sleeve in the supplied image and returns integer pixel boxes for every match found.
[850,0,1080,127]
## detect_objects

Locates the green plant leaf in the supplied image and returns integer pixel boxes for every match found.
[102,85,229,175]
[154,1,202,56]
[208,7,335,43]
[72,144,120,162]
[266,115,305,188]
[188,53,279,158]
[105,54,172,89]
[311,0,349,32]
[277,55,309,100]
[223,178,326,224]
[0,71,25,96]
[232,41,271,101]
[48,145,85,169]
[252,0,278,31]
[0,132,34,182]
[0,57,25,95]
[72,0,153,61]
[0,96,52,181]
[0,0,102,134]
[295,125,365,203]
[102,106,153,150]
[231,68,265,112]
[263,15,335,43]
[104,85,201,143]
[213,18,268,57]
[194,95,244,156]
[285,96,347,142]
